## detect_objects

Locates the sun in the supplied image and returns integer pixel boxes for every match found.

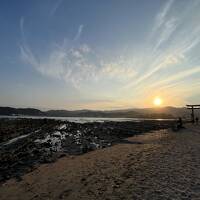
[153,97,162,106]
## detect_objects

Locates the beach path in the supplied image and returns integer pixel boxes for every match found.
[0,124,200,200]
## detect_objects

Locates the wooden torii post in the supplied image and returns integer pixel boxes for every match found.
[186,104,200,123]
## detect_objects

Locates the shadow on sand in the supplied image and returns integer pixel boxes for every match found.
[118,139,143,145]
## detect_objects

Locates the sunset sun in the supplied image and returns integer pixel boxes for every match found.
[153,97,163,106]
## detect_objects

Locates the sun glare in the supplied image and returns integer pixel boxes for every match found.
[153,97,162,106]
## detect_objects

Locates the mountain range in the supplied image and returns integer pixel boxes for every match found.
[0,106,193,119]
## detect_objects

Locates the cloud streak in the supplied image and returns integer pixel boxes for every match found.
[154,17,178,50]
[125,0,200,91]
[74,25,84,41]
[50,0,63,16]
[153,0,174,32]
[149,66,200,89]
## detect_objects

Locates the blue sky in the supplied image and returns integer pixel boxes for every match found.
[0,0,200,110]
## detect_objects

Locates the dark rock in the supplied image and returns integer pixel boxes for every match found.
[0,118,175,183]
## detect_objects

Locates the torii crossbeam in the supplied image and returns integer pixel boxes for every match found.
[186,104,200,123]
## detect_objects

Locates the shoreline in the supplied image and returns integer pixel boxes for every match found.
[0,118,175,183]
[0,124,199,199]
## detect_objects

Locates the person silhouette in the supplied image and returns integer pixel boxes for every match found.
[177,117,183,129]
[195,117,199,124]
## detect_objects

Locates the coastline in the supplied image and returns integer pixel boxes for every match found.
[0,118,175,183]
[0,124,199,199]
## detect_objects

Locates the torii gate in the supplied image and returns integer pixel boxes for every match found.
[186,104,200,123]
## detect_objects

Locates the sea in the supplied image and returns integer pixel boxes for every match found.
[0,115,175,123]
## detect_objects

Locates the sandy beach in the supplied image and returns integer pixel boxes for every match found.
[0,124,200,200]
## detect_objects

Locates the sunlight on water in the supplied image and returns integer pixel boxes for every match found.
[0,115,174,123]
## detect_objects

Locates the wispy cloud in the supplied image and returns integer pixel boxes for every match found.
[150,0,178,51]
[125,0,200,92]
[154,17,178,50]
[74,25,84,41]
[50,0,63,16]
[124,53,184,89]
[149,66,200,89]
[19,17,41,72]
[101,60,137,80]
[18,1,200,107]
[20,22,136,89]
[20,17,25,40]
[20,44,39,70]
[152,0,174,33]
[20,41,97,88]
[124,1,178,89]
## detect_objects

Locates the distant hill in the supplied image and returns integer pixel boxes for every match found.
[0,106,192,119]
[131,106,191,118]
[0,107,44,116]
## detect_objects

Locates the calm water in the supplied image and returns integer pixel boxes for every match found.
[0,115,175,123]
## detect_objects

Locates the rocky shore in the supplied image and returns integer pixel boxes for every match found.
[0,118,175,183]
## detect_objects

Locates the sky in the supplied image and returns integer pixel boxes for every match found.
[0,0,200,110]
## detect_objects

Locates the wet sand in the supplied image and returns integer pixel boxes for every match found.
[0,124,200,200]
